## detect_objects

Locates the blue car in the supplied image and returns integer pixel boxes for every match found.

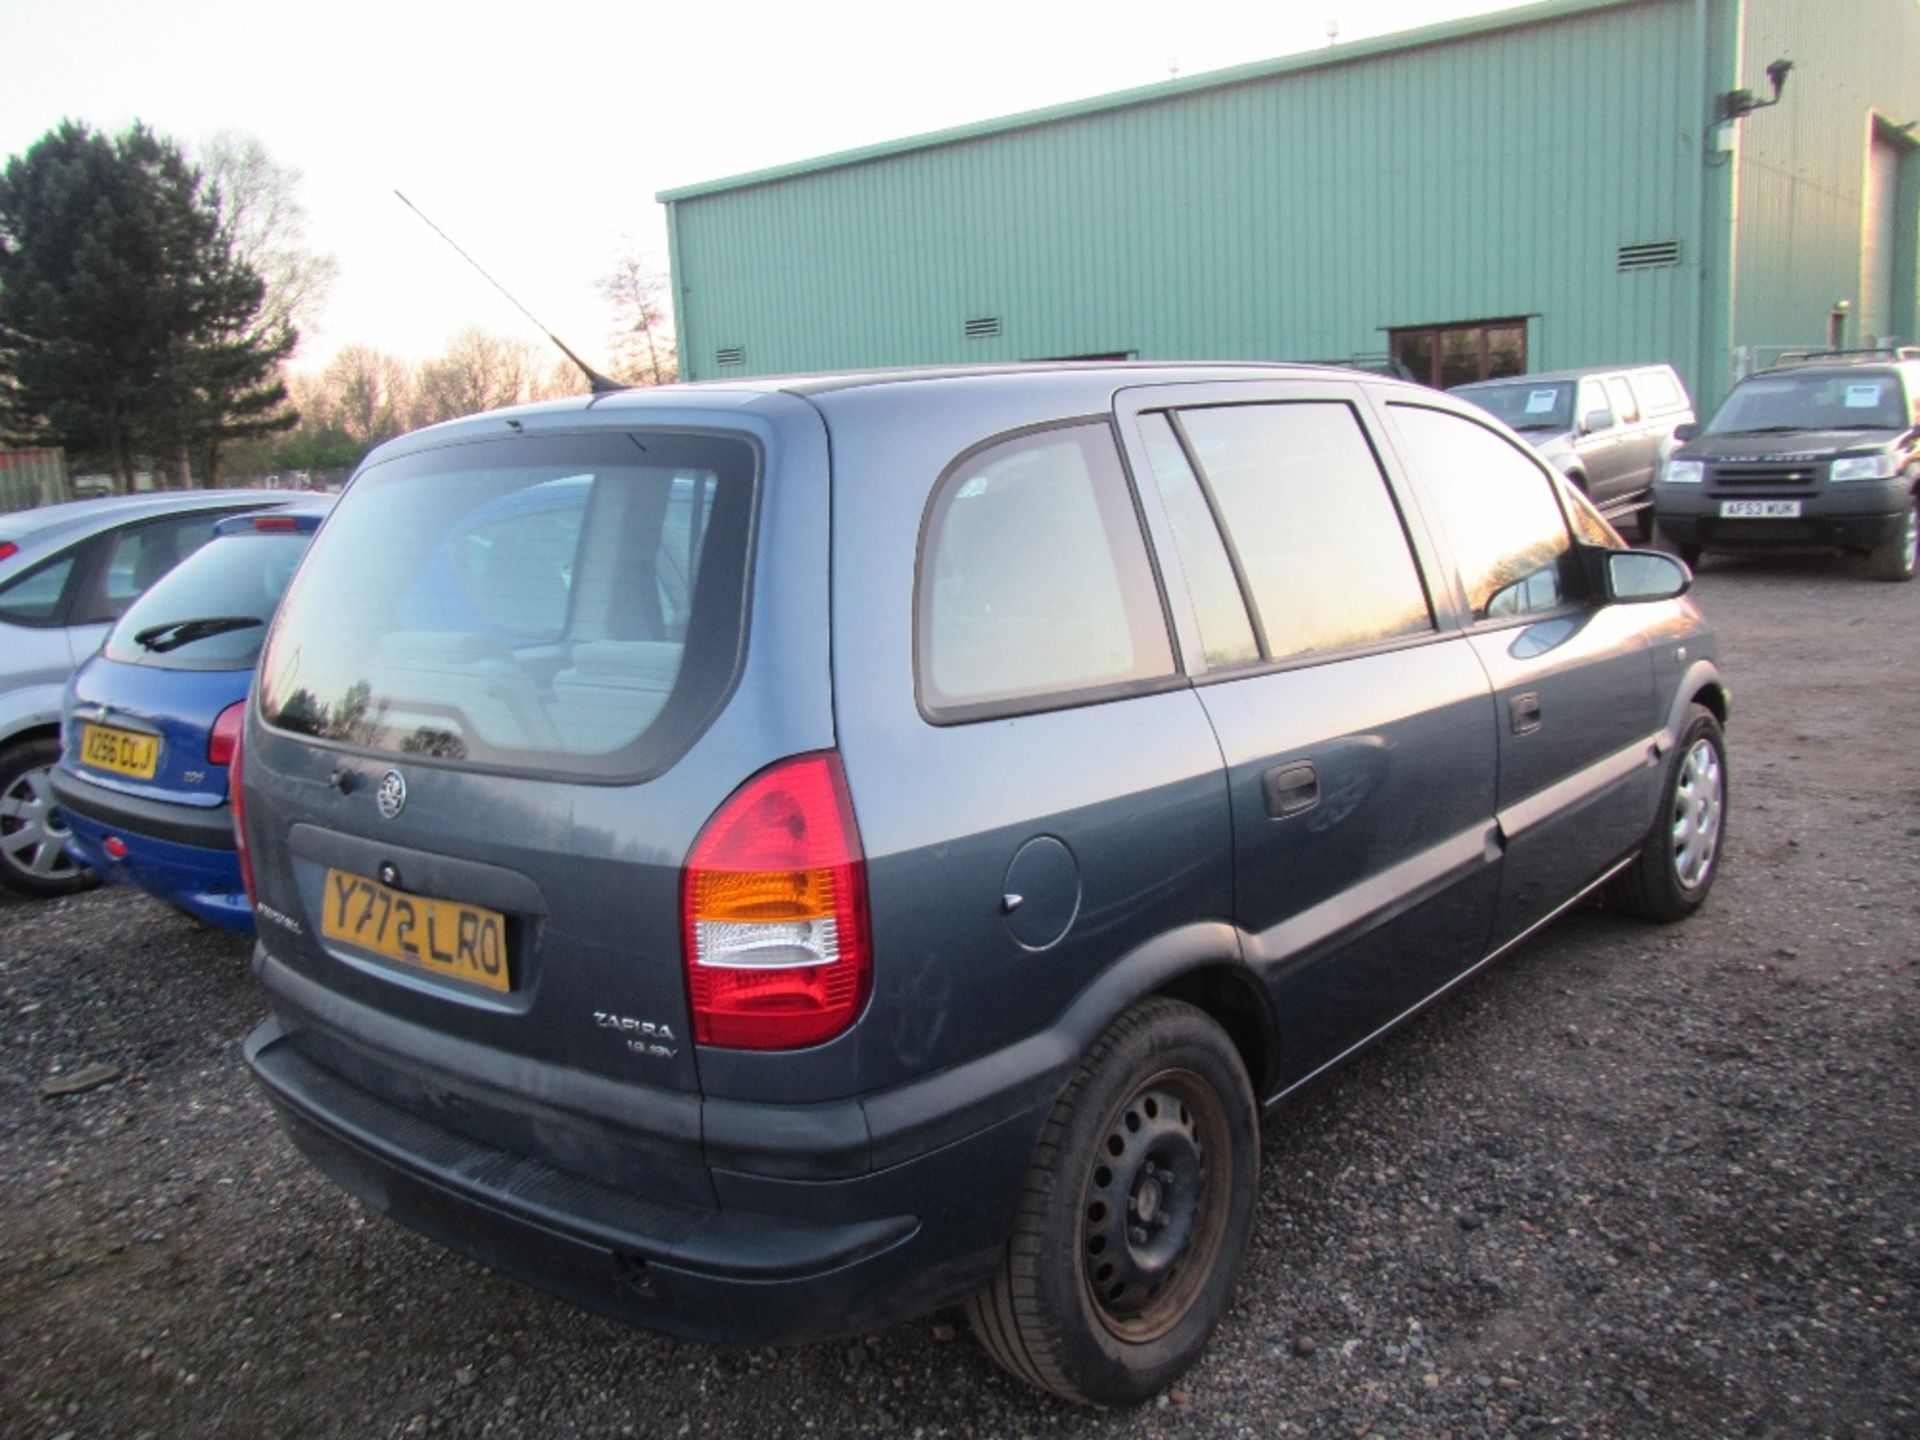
[52,501,331,930]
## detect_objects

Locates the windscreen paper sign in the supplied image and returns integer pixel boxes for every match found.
[1845,383,1884,408]
[1526,389,1559,414]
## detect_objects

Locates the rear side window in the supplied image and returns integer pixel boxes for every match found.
[1173,402,1434,662]
[103,531,312,670]
[83,513,224,622]
[918,422,1173,718]
[1388,404,1578,620]
[0,555,76,625]
[1635,368,1683,412]
[259,432,754,779]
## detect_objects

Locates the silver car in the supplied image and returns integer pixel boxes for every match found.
[0,490,303,896]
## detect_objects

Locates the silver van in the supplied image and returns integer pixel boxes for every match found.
[1452,364,1695,538]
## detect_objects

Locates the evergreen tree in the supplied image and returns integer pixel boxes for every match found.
[0,120,296,490]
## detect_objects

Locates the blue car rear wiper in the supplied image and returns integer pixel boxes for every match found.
[133,616,264,653]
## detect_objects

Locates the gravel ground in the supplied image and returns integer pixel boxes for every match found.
[1,551,1915,1439]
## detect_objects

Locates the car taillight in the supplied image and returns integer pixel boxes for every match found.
[0,541,17,563]
[681,752,871,1050]
[208,701,245,766]
[249,515,298,532]
[230,716,256,906]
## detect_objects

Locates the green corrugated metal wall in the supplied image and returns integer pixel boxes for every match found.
[1729,0,1920,362]
[663,0,1920,409]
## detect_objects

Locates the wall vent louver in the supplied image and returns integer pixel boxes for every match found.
[1618,240,1681,271]
[964,317,1002,340]
[714,345,746,367]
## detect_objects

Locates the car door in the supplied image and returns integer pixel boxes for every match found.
[1605,374,1659,497]
[1116,380,1501,1092]
[824,399,1236,1106]
[1378,401,1664,946]
[1571,376,1633,506]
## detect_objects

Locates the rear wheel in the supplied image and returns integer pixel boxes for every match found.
[1864,496,1917,582]
[1609,704,1725,922]
[966,998,1257,1406]
[0,736,97,898]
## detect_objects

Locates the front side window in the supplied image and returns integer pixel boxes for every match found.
[1578,380,1613,427]
[1174,402,1433,662]
[918,423,1173,717]
[1388,404,1579,620]
[259,431,755,778]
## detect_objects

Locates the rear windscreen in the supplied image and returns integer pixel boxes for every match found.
[257,431,756,779]
[104,531,312,670]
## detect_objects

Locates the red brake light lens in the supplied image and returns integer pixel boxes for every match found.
[208,701,245,767]
[0,541,17,563]
[250,515,298,532]
[229,714,256,906]
[680,752,871,1050]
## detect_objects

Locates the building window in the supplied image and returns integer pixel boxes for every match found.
[1389,319,1528,389]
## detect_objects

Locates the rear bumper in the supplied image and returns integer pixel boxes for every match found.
[50,765,236,849]
[246,960,1056,1344]
[60,796,251,932]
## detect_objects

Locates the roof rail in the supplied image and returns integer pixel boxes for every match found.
[1768,345,1920,369]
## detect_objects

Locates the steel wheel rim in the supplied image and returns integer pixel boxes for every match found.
[0,762,83,882]
[1901,504,1917,575]
[1080,1067,1231,1343]
[1671,737,1723,891]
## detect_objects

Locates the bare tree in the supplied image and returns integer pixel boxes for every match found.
[601,244,677,386]
[323,345,415,453]
[411,328,550,426]
[199,132,339,347]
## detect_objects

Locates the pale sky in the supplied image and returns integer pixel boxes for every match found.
[0,0,1537,374]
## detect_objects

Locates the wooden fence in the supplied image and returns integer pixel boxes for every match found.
[0,448,70,513]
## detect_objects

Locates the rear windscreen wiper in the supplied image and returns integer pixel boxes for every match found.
[133,616,263,653]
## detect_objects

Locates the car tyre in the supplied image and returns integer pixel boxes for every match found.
[1864,496,1917,582]
[1609,704,1725,922]
[0,736,98,898]
[966,997,1257,1406]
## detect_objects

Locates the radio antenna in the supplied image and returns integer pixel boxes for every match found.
[394,189,627,395]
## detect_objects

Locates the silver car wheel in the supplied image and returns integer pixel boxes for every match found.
[0,762,84,883]
[1899,503,1917,576]
[1671,737,1723,891]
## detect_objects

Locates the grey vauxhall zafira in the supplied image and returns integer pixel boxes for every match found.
[238,363,1728,1405]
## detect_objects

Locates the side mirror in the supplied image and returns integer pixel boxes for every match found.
[1580,407,1616,434]
[1608,549,1691,603]
[1672,421,1699,443]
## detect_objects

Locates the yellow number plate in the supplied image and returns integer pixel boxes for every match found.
[80,722,159,779]
[321,868,511,993]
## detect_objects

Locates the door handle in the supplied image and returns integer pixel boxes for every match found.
[1510,691,1543,736]
[1263,761,1320,819]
